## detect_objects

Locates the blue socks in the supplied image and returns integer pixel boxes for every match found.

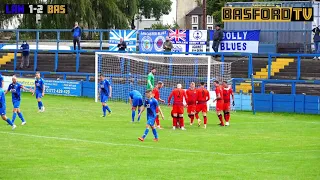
[12,112,17,123]
[137,109,141,121]
[18,112,25,122]
[6,119,13,126]
[102,106,106,116]
[142,128,149,139]
[132,110,136,122]
[152,128,158,139]
[105,105,111,113]
[38,101,43,109]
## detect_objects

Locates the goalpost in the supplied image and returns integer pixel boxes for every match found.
[94,52,231,110]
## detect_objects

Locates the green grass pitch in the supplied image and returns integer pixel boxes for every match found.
[0,94,319,180]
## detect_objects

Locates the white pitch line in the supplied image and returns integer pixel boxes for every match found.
[0,131,319,156]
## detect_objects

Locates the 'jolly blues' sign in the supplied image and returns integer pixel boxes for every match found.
[209,30,260,53]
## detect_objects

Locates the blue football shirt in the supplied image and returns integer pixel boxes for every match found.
[7,83,22,101]
[0,89,6,109]
[0,74,3,88]
[100,79,110,96]
[35,78,44,93]
[144,98,158,120]
[129,90,142,99]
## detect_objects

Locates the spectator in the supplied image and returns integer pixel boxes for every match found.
[71,21,82,51]
[117,38,127,51]
[212,24,223,57]
[312,24,320,60]
[163,36,173,52]
[20,41,30,69]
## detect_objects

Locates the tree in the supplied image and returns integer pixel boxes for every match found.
[1,0,172,32]
[150,21,180,30]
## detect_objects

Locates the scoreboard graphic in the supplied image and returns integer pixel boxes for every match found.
[4,4,67,14]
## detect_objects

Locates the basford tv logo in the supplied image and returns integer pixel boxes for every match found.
[193,30,203,40]
[141,36,153,51]
[154,36,165,52]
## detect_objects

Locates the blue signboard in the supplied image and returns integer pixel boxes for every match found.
[44,80,82,96]
[18,78,82,96]
[139,30,168,52]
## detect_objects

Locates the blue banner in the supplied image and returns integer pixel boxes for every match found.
[139,30,168,52]
[209,30,260,53]
[109,30,137,51]
[17,78,82,96]
[44,80,82,96]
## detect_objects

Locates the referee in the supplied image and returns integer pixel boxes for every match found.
[147,68,156,90]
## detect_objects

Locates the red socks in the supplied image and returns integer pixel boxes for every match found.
[224,112,230,122]
[203,116,207,125]
[173,117,178,127]
[218,114,224,126]
[179,118,184,127]
[155,115,160,126]
[195,113,199,119]
[188,114,194,123]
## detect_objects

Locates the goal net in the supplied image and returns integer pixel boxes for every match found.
[94,52,231,110]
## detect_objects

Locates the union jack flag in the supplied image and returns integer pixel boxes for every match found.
[168,29,187,42]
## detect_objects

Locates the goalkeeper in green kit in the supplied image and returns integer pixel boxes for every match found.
[147,68,156,90]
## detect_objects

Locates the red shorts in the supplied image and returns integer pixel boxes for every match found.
[216,101,224,112]
[156,107,159,113]
[223,102,230,111]
[187,104,196,114]
[172,105,184,114]
[196,104,208,113]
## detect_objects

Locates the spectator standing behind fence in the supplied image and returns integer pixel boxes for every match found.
[163,36,173,63]
[163,36,173,52]
[20,41,30,69]
[312,24,320,60]
[71,21,82,51]
[117,38,127,51]
[212,24,223,57]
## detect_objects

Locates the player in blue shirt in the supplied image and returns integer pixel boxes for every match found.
[137,90,164,142]
[99,74,112,117]
[0,73,4,88]
[129,90,143,122]
[32,72,45,112]
[5,75,33,125]
[0,88,16,130]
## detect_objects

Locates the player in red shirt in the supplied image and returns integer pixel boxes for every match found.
[152,81,165,129]
[213,80,224,126]
[195,82,210,129]
[222,81,234,126]
[168,84,187,130]
[186,82,197,125]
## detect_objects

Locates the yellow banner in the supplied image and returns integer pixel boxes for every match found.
[17,78,34,88]
[222,7,313,22]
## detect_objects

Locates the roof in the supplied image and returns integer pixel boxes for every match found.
[186,6,203,16]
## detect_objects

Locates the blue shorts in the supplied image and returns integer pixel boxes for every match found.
[0,108,6,116]
[132,97,143,107]
[147,117,156,126]
[12,100,20,108]
[100,95,109,103]
[36,92,43,99]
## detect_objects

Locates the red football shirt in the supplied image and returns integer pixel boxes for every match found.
[196,87,210,104]
[186,88,197,105]
[215,86,224,102]
[152,87,160,100]
[168,88,187,106]
[223,87,233,103]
